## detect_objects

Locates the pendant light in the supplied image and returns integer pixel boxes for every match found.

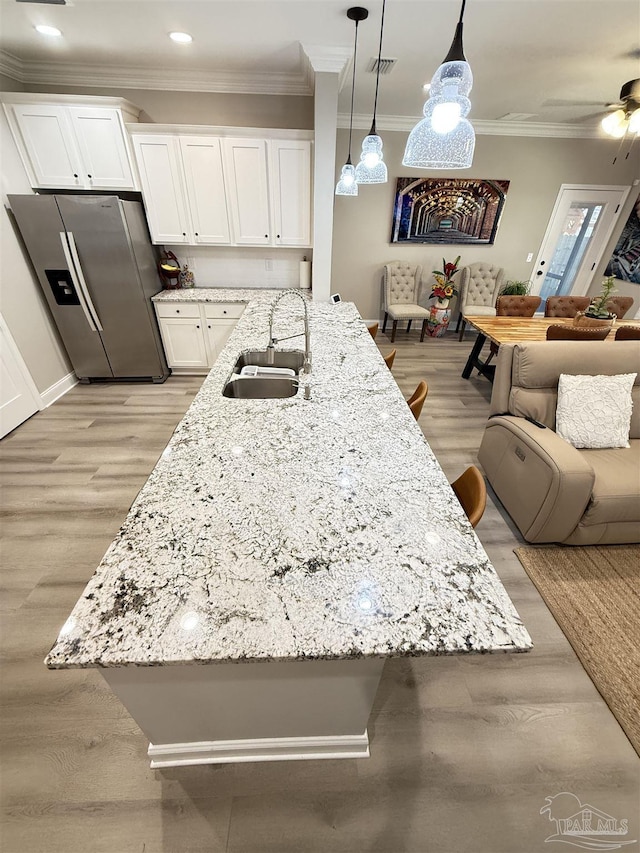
[336,7,369,196]
[403,0,475,169]
[355,0,388,184]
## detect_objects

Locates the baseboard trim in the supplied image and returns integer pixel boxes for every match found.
[40,371,77,409]
[148,730,370,768]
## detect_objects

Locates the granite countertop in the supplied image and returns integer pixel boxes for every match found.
[152,287,301,304]
[46,290,531,669]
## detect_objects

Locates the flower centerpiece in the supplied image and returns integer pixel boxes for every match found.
[574,276,618,328]
[430,256,461,308]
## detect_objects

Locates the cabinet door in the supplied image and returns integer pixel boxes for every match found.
[222,139,270,245]
[180,137,231,245]
[158,318,208,369]
[269,141,312,247]
[132,135,191,244]
[68,107,135,190]
[12,105,83,189]
[205,319,238,366]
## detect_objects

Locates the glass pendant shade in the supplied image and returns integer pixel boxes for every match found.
[403,59,475,169]
[355,134,388,183]
[335,162,359,196]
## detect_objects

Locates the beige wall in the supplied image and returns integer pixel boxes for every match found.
[0,111,72,394]
[331,130,640,320]
[22,84,313,129]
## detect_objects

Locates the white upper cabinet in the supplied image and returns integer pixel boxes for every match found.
[11,105,83,189]
[67,107,135,189]
[128,127,312,248]
[269,140,311,247]
[179,137,231,245]
[222,139,271,245]
[132,135,191,245]
[3,96,139,191]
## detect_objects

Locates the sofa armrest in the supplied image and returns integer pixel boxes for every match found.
[478,416,595,543]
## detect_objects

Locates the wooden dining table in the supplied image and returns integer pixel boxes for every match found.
[461,315,640,380]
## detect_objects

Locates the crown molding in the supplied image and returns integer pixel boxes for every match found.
[0,49,313,96]
[339,112,604,139]
[301,45,352,91]
[0,50,23,82]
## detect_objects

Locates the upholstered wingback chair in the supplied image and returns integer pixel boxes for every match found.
[382,262,431,342]
[457,263,504,340]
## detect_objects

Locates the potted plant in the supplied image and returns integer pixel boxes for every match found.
[574,276,618,327]
[500,280,530,296]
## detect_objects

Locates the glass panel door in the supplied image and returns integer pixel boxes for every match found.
[532,185,630,305]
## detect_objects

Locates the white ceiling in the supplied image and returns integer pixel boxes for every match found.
[1,0,639,126]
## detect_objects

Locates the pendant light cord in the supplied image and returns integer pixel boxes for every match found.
[459,0,466,23]
[371,0,386,135]
[347,18,360,163]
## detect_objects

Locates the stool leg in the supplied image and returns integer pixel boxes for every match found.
[382,312,388,333]
[407,320,412,333]
[420,319,427,342]
[391,320,398,343]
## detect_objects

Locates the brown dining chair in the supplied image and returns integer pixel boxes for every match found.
[383,349,397,369]
[451,466,487,528]
[407,381,428,421]
[546,324,610,341]
[367,323,378,340]
[615,325,640,340]
[605,296,634,319]
[544,296,591,318]
[496,295,542,317]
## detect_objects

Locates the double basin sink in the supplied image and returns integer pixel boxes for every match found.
[222,350,305,399]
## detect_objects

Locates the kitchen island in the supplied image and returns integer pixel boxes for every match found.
[46,288,531,767]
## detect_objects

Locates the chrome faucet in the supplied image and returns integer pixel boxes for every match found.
[267,289,312,374]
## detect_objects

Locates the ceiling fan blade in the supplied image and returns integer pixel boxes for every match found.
[575,110,610,123]
[543,98,607,107]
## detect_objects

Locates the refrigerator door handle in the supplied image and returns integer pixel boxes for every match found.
[59,232,98,332]
[65,231,104,332]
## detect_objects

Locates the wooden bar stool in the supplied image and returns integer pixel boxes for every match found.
[367,323,378,340]
[451,466,487,528]
[407,381,428,421]
[383,349,397,369]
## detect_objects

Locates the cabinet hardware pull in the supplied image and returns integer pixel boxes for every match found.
[277,234,280,239]
[176,309,180,313]
[208,324,211,329]
[195,232,199,236]
[265,234,268,238]
[73,173,78,178]
[182,232,186,236]
[196,324,200,329]
[88,174,92,179]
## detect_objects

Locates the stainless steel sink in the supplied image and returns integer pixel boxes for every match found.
[222,376,298,399]
[233,350,305,375]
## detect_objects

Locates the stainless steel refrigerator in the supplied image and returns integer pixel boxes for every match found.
[9,194,169,382]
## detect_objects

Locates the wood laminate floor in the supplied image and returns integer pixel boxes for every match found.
[1,332,638,853]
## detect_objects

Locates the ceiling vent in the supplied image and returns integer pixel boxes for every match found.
[16,0,67,4]
[367,57,397,75]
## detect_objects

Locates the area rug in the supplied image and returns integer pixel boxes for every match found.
[515,545,640,757]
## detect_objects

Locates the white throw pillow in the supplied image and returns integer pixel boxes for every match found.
[556,373,637,449]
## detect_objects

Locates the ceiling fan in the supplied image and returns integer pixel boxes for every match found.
[546,78,640,136]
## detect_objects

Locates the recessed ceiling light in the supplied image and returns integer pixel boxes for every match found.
[35,24,62,37]
[169,31,192,43]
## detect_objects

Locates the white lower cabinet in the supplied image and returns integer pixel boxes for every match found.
[155,301,245,372]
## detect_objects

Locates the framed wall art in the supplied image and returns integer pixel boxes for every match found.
[390,177,510,245]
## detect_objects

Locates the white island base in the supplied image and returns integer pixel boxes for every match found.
[101,658,385,768]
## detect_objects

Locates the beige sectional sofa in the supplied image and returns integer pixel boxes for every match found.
[478,340,640,545]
